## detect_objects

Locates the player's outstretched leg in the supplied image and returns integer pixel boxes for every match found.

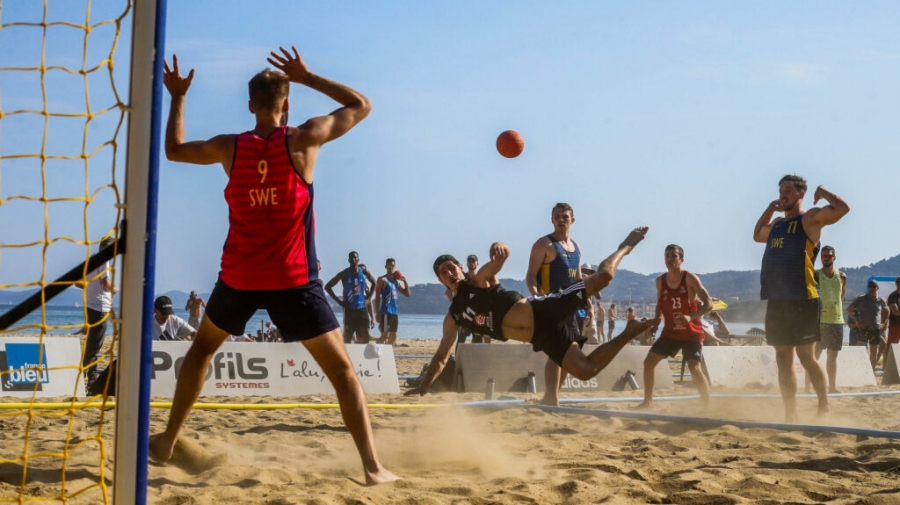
[561,318,658,381]
[633,351,667,411]
[150,317,230,469]
[303,329,399,485]
[583,227,648,296]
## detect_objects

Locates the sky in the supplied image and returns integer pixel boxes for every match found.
[2,1,899,294]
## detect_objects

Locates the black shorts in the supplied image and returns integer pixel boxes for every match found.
[816,323,844,351]
[379,313,399,333]
[852,328,881,346]
[765,299,820,347]
[649,336,703,361]
[343,307,370,341]
[848,327,866,346]
[205,277,339,342]
[528,283,589,366]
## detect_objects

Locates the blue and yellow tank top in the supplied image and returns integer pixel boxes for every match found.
[537,235,581,294]
[760,215,820,301]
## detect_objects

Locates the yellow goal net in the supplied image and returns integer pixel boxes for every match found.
[0,1,160,503]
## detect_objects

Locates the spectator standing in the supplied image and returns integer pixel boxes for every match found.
[847,280,889,370]
[325,252,377,343]
[607,303,618,337]
[184,290,206,329]
[374,258,411,346]
[595,298,606,342]
[810,245,847,393]
[887,277,900,347]
[76,237,117,381]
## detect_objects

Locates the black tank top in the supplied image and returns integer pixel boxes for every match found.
[448,281,524,341]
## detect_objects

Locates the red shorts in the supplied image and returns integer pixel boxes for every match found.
[889,325,900,345]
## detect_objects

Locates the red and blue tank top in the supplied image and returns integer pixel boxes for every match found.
[220,126,318,290]
[658,271,704,342]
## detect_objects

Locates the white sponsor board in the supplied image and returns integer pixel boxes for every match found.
[0,337,84,397]
[803,346,877,387]
[151,341,399,397]
[455,343,671,393]
[703,346,876,388]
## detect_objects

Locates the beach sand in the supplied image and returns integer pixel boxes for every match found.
[1,337,899,504]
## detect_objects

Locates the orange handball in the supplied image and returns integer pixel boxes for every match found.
[496,130,525,158]
[392,270,403,281]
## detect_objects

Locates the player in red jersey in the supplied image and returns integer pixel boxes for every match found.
[635,244,714,410]
[149,47,398,485]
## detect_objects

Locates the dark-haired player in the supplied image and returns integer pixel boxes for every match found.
[406,227,657,396]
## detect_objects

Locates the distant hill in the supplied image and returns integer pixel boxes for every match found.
[398,253,900,321]
[3,254,898,324]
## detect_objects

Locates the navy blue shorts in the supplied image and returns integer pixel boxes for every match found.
[765,299,820,347]
[343,307,371,342]
[206,277,339,342]
[379,313,399,333]
[528,282,589,366]
[649,336,703,361]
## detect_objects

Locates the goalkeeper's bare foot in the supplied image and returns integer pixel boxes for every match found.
[366,466,401,485]
[619,226,649,250]
[150,434,226,474]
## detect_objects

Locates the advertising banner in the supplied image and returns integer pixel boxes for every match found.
[0,337,84,397]
[150,341,400,397]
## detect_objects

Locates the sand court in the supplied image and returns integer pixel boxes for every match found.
[2,338,900,504]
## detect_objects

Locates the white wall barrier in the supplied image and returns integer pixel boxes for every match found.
[883,343,900,386]
[0,337,83,398]
[455,343,672,393]
[702,346,876,389]
[150,341,400,397]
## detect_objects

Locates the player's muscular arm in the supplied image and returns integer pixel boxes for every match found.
[163,56,235,168]
[374,279,384,323]
[405,313,458,396]
[399,279,411,297]
[363,268,377,299]
[753,200,781,243]
[474,242,510,287]
[269,47,371,145]
[324,272,346,307]
[525,238,552,295]
[687,274,714,322]
[804,186,850,240]
[847,302,859,325]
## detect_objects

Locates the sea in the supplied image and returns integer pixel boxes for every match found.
[0,306,854,342]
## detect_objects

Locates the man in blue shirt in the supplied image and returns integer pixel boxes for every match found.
[325,251,377,343]
[374,258,411,345]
